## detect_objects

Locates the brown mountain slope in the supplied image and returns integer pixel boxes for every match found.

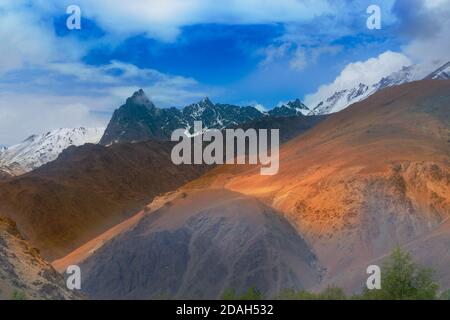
[0,140,208,260]
[320,217,450,292]
[0,217,80,300]
[75,189,324,299]
[0,112,326,262]
[184,80,450,291]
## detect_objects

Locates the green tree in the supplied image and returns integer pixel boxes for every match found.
[360,247,439,300]
[221,288,237,300]
[221,287,262,300]
[10,290,27,300]
[439,289,450,300]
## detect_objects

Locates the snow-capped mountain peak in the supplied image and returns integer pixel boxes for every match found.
[0,127,105,176]
[425,61,450,80]
[309,61,448,115]
[269,99,310,117]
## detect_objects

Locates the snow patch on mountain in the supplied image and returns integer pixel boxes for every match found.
[309,61,448,115]
[270,99,310,117]
[0,127,105,176]
[425,61,450,80]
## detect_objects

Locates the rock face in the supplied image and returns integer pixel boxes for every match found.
[100,90,266,145]
[0,217,80,300]
[79,189,324,299]
[99,90,311,145]
[0,140,209,260]
[268,99,310,117]
[0,127,104,176]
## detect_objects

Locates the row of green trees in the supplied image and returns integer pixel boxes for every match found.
[222,248,450,300]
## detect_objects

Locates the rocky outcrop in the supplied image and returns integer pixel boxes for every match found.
[0,217,81,300]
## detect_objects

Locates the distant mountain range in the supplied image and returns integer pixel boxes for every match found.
[100,61,449,146]
[310,61,450,115]
[100,89,310,145]
[0,93,312,177]
[0,61,447,178]
[0,114,324,260]
[0,128,104,177]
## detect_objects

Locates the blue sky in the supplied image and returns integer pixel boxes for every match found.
[0,0,449,145]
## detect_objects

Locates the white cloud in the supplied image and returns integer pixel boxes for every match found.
[0,11,53,73]
[0,59,212,145]
[303,0,450,108]
[0,1,84,74]
[424,0,450,9]
[259,43,291,67]
[109,83,209,108]
[72,0,332,41]
[305,51,412,107]
[402,0,450,67]
[0,93,108,146]
[289,48,308,71]
[259,39,342,73]
[45,61,210,107]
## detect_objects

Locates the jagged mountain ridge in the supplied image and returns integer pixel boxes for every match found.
[310,61,449,115]
[100,90,310,145]
[269,99,310,117]
[425,61,450,80]
[0,127,104,176]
